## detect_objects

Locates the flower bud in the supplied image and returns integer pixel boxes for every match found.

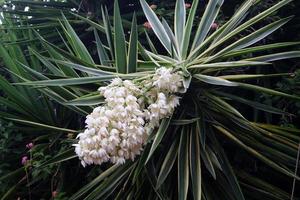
[143,21,152,29]
[211,22,219,30]
[26,142,34,149]
[150,4,157,10]
[21,156,28,165]
[52,191,58,198]
[185,3,191,8]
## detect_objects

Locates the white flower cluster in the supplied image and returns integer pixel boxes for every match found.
[74,67,186,167]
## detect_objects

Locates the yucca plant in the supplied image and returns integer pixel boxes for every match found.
[0,0,300,199]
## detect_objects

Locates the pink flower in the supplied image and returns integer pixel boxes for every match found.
[52,191,58,198]
[26,142,34,149]
[150,4,157,10]
[211,22,219,30]
[185,3,191,8]
[143,21,152,29]
[21,156,28,165]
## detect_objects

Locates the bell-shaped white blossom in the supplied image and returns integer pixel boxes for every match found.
[152,67,184,93]
[74,67,187,167]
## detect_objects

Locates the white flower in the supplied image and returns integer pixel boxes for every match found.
[75,67,187,167]
[110,78,123,86]
[152,67,183,93]
[75,79,149,166]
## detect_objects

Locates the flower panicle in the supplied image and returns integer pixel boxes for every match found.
[74,67,188,166]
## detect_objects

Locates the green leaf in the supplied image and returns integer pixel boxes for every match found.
[0,167,25,182]
[237,82,300,101]
[70,12,106,33]
[181,0,199,58]
[15,62,89,115]
[162,18,180,59]
[222,42,300,58]
[17,75,116,86]
[197,114,206,149]
[211,17,292,60]
[188,61,269,70]
[0,96,31,117]
[127,13,138,73]
[38,148,76,168]
[3,117,78,133]
[114,0,127,74]
[218,73,291,80]
[205,92,245,119]
[211,0,293,52]
[237,171,290,200]
[214,125,300,180]
[94,29,110,66]
[64,94,104,106]
[0,75,33,110]
[0,43,22,76]
[246,51,300,62]
[1,183,20,200]
[191,0,224,51]
[47,59,112,76]
[189,126,201,200]
[69,165,119,200]
[200,144,216,179]
[178,126,189,200]
[171,118,200,125]
[29,47,65,76]
[61,13,95,64]
[140,0,171,54]
[144,30,158,54]
[34,30,87,76]
[101,6,115,60]
[156,136,179,188]
[215,91,289,115]
[206,147,222,171]
[208,130,245,200]
[84,163,133,200]
[175,0,185,50]
[193,74,238,86]
[145,117,171,164]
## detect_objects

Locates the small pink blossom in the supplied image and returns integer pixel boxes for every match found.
[26,142,34,149]
[52,191,58,198]
[185,3,191,8]
[21,156,28,165]
[150,4,157,10]
[211,22,219,30]
[143,21,152,29]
